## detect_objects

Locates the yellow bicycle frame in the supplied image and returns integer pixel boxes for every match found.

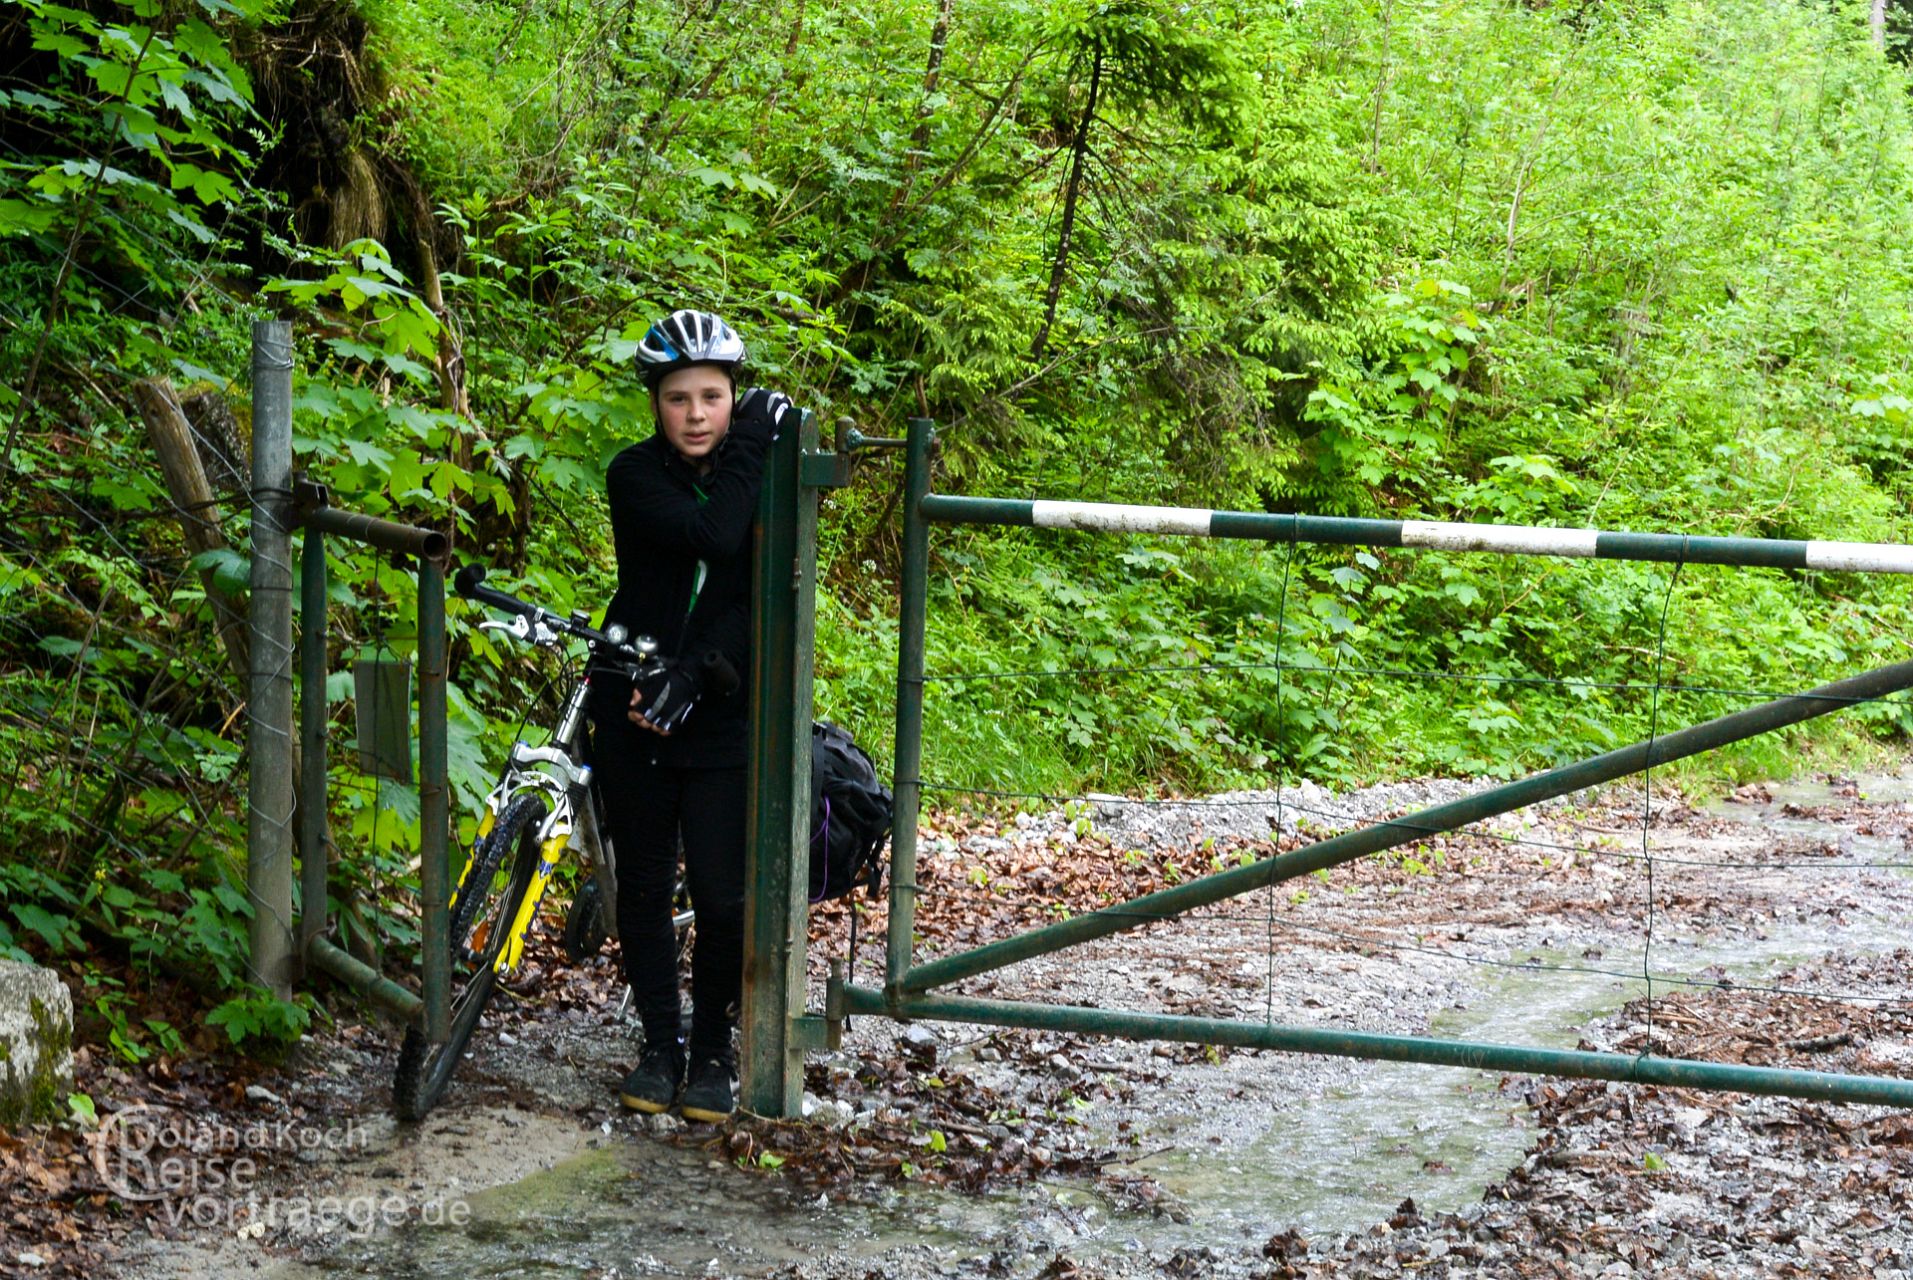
[498,834,568,972]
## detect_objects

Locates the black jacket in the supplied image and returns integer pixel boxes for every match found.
[600,420,771,768]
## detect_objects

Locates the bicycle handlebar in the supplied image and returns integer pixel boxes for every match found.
[699,648,741,698]
[455,563,648,657]
[457,562,743,704]
[454,563,541,619]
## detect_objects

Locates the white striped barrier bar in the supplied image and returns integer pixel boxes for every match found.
[912,497,1913,574]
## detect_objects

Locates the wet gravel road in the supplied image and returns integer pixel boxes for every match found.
[110,771,1913,1280]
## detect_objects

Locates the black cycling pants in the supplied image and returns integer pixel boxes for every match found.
[592,741,746,1060]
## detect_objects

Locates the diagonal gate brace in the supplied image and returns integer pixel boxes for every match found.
[898,657,1913,995]
[851,657,1913,1108]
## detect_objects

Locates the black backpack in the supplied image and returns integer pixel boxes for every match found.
[809,721,892,902]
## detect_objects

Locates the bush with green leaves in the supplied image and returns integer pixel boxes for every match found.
[2,0,1910,1051]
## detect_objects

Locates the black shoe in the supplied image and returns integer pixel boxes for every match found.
[679,1054,736,1123]
[619,1040,685,1114]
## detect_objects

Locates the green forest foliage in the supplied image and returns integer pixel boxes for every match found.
[1,0,1910,1039]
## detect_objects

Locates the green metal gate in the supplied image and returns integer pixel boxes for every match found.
[793,417,1913,1111]
[247,354,1913,1114]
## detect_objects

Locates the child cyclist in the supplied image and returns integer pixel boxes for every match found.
[591,309,792,1120]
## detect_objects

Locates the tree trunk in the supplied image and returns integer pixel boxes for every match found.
[892,0,956,215]
[784,0,806,56]
[1367,0,1396,171]
[1872,0,1888,51]
[1031,45,1103,361]
[132,378,252,689]
[407,185,474,471]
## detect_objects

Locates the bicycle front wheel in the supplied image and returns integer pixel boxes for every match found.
[394,793,547,1121]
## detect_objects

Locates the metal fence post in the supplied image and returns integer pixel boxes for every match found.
[886,418,933,997]
[298,526,329,965]
[741,413,810,1116]
[247,320,295,1001]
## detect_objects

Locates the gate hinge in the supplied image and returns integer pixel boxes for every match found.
[800,450,850,489]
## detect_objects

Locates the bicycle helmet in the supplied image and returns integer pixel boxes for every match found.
[635,309,747,390]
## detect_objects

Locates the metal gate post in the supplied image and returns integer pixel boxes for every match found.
[742,412,814,1116]
[298,526,329,964]
[247,320,295,1001]
[292,481,447,1027]
[886,418,934,998]
[416,557,450,1043]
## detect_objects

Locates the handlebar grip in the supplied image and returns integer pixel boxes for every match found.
[453,562,539,618]
[699,649,741,698]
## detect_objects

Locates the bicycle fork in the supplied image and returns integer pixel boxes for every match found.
[449,679,603,975]
[499,831,570,971]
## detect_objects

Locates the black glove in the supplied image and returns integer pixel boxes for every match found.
[632,658,702,733]
[730,387,794,446]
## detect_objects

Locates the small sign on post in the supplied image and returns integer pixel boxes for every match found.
[353,647,414,783]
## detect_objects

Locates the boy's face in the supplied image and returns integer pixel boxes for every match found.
[654,365,735,463]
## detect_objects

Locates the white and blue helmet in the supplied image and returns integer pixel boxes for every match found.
[635,309,747,389]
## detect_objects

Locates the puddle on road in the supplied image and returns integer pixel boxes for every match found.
[259,781,1913,1276]
[1703,772,1913,870]
[1119,925,1856,1244]
[1116,777,1913,1246]
[1748,774,1913,808]
[257,1137,962,1279]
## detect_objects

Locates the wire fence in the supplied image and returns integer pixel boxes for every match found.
[0,341,424,1019]
[0,472,259,989]
[0,96,453,1023]
[877,528,1913,1056]
[0,117,574,1038]
[0,103,267,1010]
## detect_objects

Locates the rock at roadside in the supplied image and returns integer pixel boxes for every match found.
[0,959,74,1127]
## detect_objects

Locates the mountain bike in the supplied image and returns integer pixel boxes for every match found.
[392,564,691,1120]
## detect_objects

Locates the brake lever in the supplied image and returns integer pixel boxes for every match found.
[479,616,531,641]
[479,615,562,647]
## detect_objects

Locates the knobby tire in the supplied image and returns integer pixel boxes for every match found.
[393,793,547,1121]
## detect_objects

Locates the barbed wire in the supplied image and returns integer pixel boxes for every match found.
[1,388,401,1000]
[0,527,252,985]
[0,134,262,319]
[2,218,444,1000]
